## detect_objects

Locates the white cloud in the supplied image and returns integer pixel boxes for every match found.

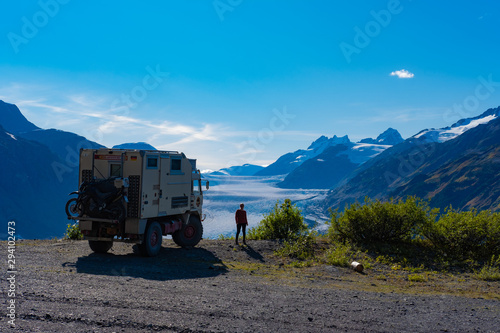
[390,69,415,79]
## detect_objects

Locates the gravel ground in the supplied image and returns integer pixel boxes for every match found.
[1,239,499,332]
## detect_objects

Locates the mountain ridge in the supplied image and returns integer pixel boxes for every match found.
[256,128,403,178]
[0,100,39,134]
[321,110,500,212]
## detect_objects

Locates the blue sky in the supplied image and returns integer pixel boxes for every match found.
[1,1,500,170]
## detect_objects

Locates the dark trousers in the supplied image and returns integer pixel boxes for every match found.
[236,223,246,243]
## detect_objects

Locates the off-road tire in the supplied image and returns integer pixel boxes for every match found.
[88,240,113,254]
[140,221,163,257]
[172,215,203,247]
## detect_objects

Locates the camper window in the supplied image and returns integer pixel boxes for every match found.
[110,163,122,177]
[171,158,182,174]
[147,156,158,169]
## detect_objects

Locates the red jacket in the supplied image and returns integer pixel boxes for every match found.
[235,209,248,225]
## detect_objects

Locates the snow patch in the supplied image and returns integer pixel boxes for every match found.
[439,115,497,141]
[414,114,497,143]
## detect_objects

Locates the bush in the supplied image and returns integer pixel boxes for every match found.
[323,242,353,267]
[275,231,316,260]
[474,256,500,281]
[64,223,83,240]
[424,209,500,261]
[248,199,308,240]
[217,233,234,240]
[328,196,436,245]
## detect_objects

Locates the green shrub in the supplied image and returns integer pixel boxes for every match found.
[275,231,316,260]
[328,196,436,245]
[323,242,353,267]
[424,209,500,261]
[248,199,308,240]
[474,255,500,281]
[217,233,234,240]
[475,266,500,281]
[64,223,83,240]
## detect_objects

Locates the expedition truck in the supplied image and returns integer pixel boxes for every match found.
[66,148,208,257]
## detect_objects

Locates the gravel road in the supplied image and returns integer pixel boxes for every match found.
[1,239,499,332]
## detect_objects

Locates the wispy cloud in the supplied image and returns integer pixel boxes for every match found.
[390,69,415,79]
[0,82,317,169]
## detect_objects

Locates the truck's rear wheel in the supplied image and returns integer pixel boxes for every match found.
[140,221,162,257]
[173,215,203,247]
[88,240,113,253]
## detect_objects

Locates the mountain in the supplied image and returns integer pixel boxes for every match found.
[255,135,355,176]
[20,129,104,163]
[113,142,157,150]
[0,99,103,171]
[274,128,403,189]
[412,108,499,143]
[0,100,39,134]
[0,124,73,239]
[0,101,104,238]
[205,164,265,176]
[256,129,404,179]
[322,106,500,212]
[277,145,358,189]
[359,128,404,145]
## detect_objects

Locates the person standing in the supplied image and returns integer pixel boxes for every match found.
[235,203,248,245]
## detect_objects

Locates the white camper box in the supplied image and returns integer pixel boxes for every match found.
[73,148,207,256]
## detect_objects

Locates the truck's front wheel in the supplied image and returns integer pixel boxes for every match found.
[173,215,203,247]
[88,240,113,254]
[140,221,163,257]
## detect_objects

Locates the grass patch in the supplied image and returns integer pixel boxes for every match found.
[288,260,314,268]
[408,274,427,283]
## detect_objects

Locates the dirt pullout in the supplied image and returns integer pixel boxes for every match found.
[1,239,498,332]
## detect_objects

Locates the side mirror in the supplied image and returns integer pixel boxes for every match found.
[206,180,210,190]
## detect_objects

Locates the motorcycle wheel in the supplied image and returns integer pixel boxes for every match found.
[65,198,82,218]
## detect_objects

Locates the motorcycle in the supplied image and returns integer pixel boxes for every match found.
[65,177,129,222]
